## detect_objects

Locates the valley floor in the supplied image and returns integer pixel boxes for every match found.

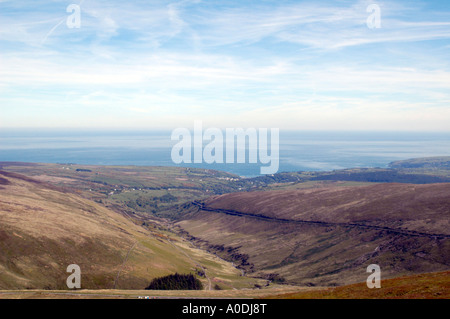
[1,270,448,299]
[0,286,312,299]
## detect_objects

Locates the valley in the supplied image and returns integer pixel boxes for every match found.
[0,169,263,291]
[176,183,449,286]
[0,157,449,298]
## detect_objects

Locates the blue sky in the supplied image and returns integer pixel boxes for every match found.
[1,0,450,131]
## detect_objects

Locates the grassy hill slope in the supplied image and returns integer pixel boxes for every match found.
[0,170,254,290]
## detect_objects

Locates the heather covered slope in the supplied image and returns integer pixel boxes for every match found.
[0,170,250,290]
[205,183,450,235]
[176,183,450,286]
[265,270,450,299]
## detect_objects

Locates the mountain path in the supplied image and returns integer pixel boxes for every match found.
[113,241,138,289]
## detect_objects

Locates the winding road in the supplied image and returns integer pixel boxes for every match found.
[192,201,450,240]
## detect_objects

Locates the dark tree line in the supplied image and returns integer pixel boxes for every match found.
[145,273,203,290]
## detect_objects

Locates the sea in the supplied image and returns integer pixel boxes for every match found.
[1,129,449,177]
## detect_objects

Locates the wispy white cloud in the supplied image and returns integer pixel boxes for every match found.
[188,1,450,49]
[0,0,449,130]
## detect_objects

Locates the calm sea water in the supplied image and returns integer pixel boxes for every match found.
[1,130,449,177]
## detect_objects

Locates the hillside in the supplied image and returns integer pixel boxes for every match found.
[265,270,450,299]
[1,161,449,292]
[1,160,449,222]
[0,162,249,220]
[0,170,256,290]
[176,183,450,286]
[389,156,450,170]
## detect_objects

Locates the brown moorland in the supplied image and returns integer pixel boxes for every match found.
[264,270,450,299]
[176,183,450,286]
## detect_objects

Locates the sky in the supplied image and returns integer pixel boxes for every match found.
[1,0,450,131]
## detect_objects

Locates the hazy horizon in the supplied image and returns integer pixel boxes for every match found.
[2,130,450,176]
